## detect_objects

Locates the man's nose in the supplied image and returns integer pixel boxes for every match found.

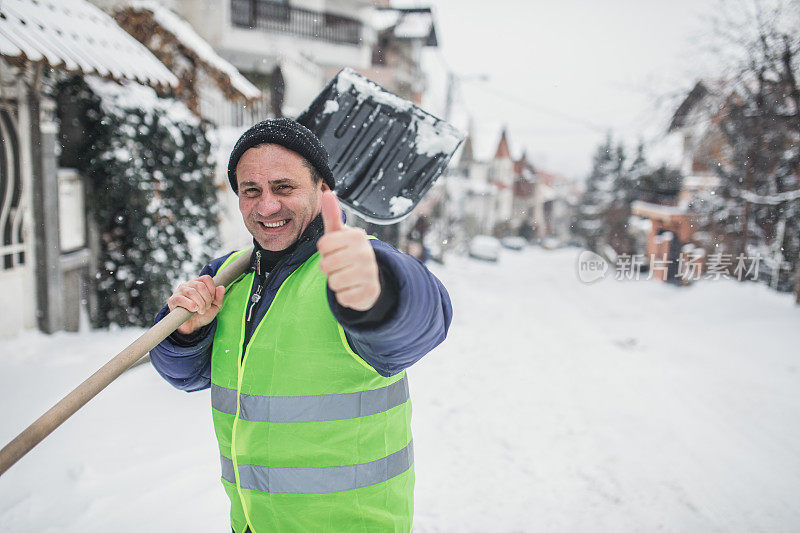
[256,192,281,217]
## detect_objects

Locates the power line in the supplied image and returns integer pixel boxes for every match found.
[469,84,609,134]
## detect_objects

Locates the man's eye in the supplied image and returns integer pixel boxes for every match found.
[244,188,259,197]
[277,185,293,192]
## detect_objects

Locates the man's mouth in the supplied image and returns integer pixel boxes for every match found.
[258,219,289,229]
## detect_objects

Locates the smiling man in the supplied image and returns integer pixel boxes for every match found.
[149,118,452,533]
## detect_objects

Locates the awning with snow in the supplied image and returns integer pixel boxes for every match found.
[0,0,177,89]
[117,2,261,101]
[373,8,438,47]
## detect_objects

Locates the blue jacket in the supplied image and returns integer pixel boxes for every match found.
[149,227,452,392]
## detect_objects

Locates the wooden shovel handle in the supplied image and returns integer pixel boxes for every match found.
[0,248,253,477]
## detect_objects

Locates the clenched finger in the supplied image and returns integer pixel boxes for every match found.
[169,294,200,313]
[188,279,214,304]
[319,252,361,276]
[212,285,225,308]
[334,285,380,311]
[327,268,370,293]
[183,286,210,314]
[199,275,216,299]
[317,227,367,256]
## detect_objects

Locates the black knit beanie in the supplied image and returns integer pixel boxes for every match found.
[227,118,336,192]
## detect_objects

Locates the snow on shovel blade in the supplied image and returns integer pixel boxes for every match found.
[297,68,464,225]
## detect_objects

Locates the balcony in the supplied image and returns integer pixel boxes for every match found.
[231,0,363,46]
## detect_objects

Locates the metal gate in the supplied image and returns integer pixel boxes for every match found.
[0,104,25,269]
[0,97,34,337]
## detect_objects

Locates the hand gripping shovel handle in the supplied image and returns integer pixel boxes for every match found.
[0,248,254,477]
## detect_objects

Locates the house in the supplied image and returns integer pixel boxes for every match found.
[150,0,380,117]
[667,80,726,207]
[488,128,515,234]
[510,152,536,238]
[0,0,177,338]
[531,168,576,243]
[628,80,729,282]
[113,3,264,125]
[365,7,438,103]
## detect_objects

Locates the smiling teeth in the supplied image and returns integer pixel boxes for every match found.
[262,220,287,228]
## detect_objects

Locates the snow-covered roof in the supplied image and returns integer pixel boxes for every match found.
[394,12,434,40]
[668,79,728,132]
[372,8,438,46]
[631,200,689,218]
[0,0,177,88]
[126,2,261,100]
[372,9,401,31]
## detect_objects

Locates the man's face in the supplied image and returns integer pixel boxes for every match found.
[236,144,327,251]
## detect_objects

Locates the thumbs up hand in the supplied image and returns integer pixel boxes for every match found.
[317,191,381,311]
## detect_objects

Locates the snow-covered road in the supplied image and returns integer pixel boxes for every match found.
[1,247,799,532]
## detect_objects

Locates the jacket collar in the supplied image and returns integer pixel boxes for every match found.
[248,214,325,277]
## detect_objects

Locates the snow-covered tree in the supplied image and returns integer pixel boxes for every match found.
[57,76,220,327]
[575,135,617,252]
[576,135,637,254]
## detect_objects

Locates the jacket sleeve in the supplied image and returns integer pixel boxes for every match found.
[327,240,453,377]
[149,252,234,392]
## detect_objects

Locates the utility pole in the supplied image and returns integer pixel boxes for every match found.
[444,71,488,123]
[444,71,455,122]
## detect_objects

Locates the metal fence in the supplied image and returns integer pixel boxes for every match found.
[231,0,362,45]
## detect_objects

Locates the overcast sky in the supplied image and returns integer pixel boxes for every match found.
[400,0,726,180]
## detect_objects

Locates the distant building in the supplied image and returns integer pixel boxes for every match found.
[531,169,575,242]
[667,80,726,207]
[510,152,536,238]
[489,128,515,234]
[114,3,264,125]
[629,80,730,282]
[155,0,379,116]
[364,7,438,103]
[439,126,576,248]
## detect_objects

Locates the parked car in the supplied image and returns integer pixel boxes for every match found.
[540,237,562,250]
[501,236,527,250]
[469,235,501,262]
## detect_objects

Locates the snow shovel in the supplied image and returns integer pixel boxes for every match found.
[297,67,464,224]
[0,69,463,477]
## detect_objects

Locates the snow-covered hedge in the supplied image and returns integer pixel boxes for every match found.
[57,76,219,328]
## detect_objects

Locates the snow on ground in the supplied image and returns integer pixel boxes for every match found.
[1,247,799,532]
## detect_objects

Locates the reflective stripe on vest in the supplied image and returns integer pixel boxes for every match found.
[211,374,409,423]
[220,440,413,495]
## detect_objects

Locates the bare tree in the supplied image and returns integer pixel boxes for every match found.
[697,0,800,299]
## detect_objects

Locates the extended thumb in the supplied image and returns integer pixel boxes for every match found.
[321,191,344,233]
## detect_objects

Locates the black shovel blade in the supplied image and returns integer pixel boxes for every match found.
[297,68,464,225]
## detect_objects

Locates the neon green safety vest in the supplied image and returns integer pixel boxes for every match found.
[210,249,414,533]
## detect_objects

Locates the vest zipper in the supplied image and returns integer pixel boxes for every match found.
[241,250,295,358]
[246,278,266,323]
[243,250,266,362]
